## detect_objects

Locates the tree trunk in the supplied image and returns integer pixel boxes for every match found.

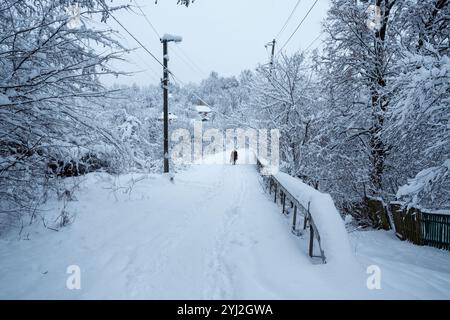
[369,0,394,193]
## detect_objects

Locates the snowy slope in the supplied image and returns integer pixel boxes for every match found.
[0,153,449,299]
[349,230,450,299]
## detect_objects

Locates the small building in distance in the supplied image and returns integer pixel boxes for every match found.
[195,104,212,121]
[158,112,178,123]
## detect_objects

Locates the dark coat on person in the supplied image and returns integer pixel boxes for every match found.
[230,150,238,163]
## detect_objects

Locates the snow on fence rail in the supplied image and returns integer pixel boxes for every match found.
[256,157,354,265]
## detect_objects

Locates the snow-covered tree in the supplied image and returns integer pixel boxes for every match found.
[249,53,319,179]
[396,160,450,210]
[321,0,400,197]
[384,0,450,206]
[0,0,127,230]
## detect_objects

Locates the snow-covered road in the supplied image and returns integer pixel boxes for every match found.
[1,158,450,299]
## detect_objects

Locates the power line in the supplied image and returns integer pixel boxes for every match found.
[171,47,206,80]
[133,0,161,39]
[276,0,319,55]
[275,0,302,40]
[304,32,323,52]
[170,72,210,106]
[97,1,211,107]
[129,1,200,79]
[174,44,207,77]
[130,0,206,79]
[96,0,166,71]
[133,49,162,82]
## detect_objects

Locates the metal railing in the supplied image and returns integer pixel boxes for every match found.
[256,157,326,263]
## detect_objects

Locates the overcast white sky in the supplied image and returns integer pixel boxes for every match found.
[100,0,330,86]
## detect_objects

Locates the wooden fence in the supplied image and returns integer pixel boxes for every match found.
[391,202,450,251]
[256,158,326,263]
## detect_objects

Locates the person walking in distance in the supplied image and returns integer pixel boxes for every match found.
[230,149,238,165]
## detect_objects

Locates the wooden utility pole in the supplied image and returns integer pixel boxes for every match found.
[162,40,169,173]
[160,35,182,173]
[265,39,276,74]
[270,39,276,72]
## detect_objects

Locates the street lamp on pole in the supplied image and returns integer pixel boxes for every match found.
[160,34,182,174]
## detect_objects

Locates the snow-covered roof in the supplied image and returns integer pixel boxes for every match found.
[195,105,212,113]
[158,112,178,120]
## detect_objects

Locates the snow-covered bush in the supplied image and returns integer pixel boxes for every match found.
[397,160,450,210]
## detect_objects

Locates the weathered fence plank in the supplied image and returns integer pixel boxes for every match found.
[391,203,450,251]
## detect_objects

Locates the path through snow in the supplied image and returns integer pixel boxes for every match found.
[1,154,449,299]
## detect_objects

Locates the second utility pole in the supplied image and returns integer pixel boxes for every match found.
[270,39,276,72]
[265,39,276,75]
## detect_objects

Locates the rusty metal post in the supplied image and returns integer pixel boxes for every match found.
[274,184,277,203]
[309,224,314,257]
[292,206,298,233]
